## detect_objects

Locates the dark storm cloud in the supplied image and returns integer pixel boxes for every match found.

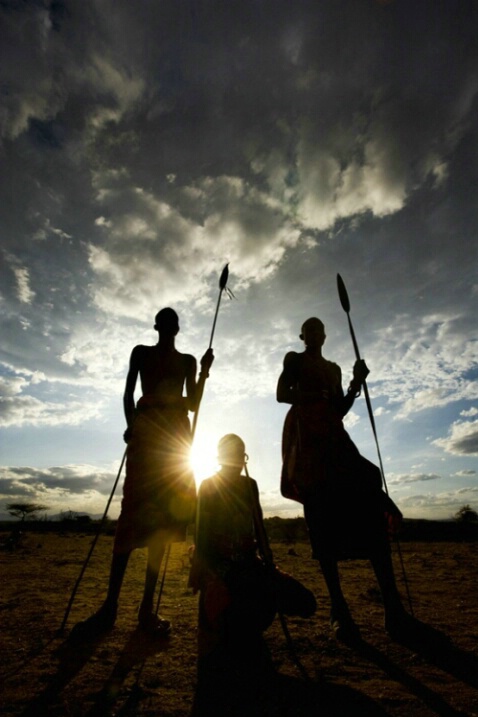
[0,0,477,532]
[0,465,116,497]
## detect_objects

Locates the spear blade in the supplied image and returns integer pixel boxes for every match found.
[219,263,229,290]
[337,273,350,313]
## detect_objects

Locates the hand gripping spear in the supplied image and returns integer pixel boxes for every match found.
[336,273,413,613]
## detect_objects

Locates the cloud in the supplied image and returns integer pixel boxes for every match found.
[367,313,478,419]
[389,473,442,486]
[0,373,104,428]
[87,174,301,319]
[0,464,121,517]
[461,407,478,417]
[396,488,478,521]
[433,419,478,456]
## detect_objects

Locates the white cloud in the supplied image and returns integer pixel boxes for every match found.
[13,267,36,304]
[88,176,301,319]
[397,488,478,521]
[388,473,442,486]
[0,393,103,428]
[461,407,478,417]
[368,313,478,419]
[433,419,478,457]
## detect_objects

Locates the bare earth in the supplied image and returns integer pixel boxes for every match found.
[0,532,477,716]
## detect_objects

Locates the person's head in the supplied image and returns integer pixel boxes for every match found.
[154,308,179,336]
[300,317,326,348]
[217,433,246,469]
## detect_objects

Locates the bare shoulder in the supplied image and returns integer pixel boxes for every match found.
[325,358,342,376]
[179,351,196,371]
[282,351,300,369]
[129,344,148,364]
[198,476,216,497]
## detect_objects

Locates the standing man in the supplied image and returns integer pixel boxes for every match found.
[78,308,213,636]
[276,317,408,642]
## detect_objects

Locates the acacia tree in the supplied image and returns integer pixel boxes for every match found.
[454,504,478,523]
[6,502,49,522]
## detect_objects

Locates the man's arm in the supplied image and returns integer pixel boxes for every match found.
[123,346,141,429]
[186,348,214,413]
[189,482,210,593]
[250,479,274,566]
[184,354,199,413]
[276,352,299,404]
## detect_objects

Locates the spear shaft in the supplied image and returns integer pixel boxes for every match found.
[337,274,388,493]
[191,263,229,439]
[155,263,230,618]
[337,273,413,613]
[59,447,128,633]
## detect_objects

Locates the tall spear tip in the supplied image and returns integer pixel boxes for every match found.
[219,263,229,290]
[337,273,350,313]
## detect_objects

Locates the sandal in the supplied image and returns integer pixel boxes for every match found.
[138,610,171,637]
[330,608,361,643]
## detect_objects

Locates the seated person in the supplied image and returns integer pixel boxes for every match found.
[189,433,316,677]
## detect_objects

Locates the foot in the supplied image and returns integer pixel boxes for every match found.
[138,610,171,638]
[330,607,361,643]
[71,603,117,638]
[385,608,448,645]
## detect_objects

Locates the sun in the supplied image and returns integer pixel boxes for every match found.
[189,437,218,486]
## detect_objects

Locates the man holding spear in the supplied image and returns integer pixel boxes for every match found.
[277,317,409,642]
[76,307,213,636]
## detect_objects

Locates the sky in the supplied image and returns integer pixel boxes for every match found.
[1,0,477,523]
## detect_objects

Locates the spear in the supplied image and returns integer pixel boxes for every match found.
[337,273,413,612]
[191,263,230,439]
[337,273,388,493]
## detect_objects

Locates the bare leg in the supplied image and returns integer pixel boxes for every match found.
[370,548,414,637]
[103,551,130,612]
[140,540,166,616]
[72,551,129,634]
[370,548,403,616]
[317,554,361,641]
[138,539,171,635]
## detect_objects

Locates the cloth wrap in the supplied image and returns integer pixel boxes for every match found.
[113,397,196,554]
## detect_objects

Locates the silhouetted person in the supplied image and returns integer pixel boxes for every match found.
[77,308,213,636]
[189,434,278,681]
[277,317,410,642]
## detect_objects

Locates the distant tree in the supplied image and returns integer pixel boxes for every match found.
[454,504,478,523]
[6,502,49,522]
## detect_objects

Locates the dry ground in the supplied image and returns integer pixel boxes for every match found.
[0,531,477,716]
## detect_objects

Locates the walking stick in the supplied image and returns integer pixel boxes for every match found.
[155,263,232,617]
[336,273,414,614]
[59,447,128,633]
[246,463,311,681]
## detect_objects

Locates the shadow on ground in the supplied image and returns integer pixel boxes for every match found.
[18,627,170,717]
